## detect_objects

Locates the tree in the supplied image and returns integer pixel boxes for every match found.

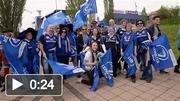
[104,0,114,24]
[0,0,26,35]
[157,6,172,19]
[66,0,86,19]
[141,7,148,22]
[170,6,180,17]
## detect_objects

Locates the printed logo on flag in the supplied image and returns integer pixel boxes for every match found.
[152,45,169,63]
[100,62,113,80]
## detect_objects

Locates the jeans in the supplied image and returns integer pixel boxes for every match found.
[42,52,57,74]
[71,55,78,66]
[140,51,153,81]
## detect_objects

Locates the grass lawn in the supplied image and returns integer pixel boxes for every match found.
[160,24,180,58]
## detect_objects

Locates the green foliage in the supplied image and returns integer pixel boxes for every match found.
[157,6,180,25]
[157,6,172,19]
[170,6,180,17]
[104,0,114,25]
[0,0,26,35]
[160,17,180,25]
[160,24,180,58]
[141,7,148,22]
[66,0,86,19]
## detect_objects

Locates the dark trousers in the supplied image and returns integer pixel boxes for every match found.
[124,61,128,71]
[140,51,153,81]
[112,50,118,77]
[174,56,180,71]
[57,56,69,65]
[81,70,94,86]
[117,51,122,71]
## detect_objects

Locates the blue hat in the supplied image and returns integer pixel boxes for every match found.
[98,21,105,28]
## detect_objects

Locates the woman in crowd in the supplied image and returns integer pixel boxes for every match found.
[103,27,120,77]
[89,28,102,52]
[81,41,98,86]
[120,23,136,82]
[20,28,39,74]
[135,20,152,83]
[56,28,71,65]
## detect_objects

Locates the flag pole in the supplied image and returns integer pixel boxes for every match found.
[55,0,58,12]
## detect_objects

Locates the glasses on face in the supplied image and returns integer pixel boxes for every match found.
[82,28,87,30]
[99,25,104,28]
[137,22,143,25]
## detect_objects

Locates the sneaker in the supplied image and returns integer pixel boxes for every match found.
[146,80,152,83]
[140,77,145,80]
[174,70,180,73]
[1,87,5,92]
[76,77,83,83]
[160,70,169,74]
[131,78,136,83]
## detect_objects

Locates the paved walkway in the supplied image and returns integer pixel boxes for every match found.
[0,68,180,101]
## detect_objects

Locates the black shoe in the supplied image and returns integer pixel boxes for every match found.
[125,74,129,78]
[1,87,5,92]
[140,77,145,80]
[131,78,136,83]
[174,70,180,73]
[160,70,169,74]
[146,80,152,83]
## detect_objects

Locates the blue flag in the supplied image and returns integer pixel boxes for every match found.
[67,32,77,57]
[48,60,85,78]
[36,11,69,40]
[81,0,97,15]
[0,36,29,74]
[123,37,137,76]
[73,0,97,31]
[99,49,114,87]
[149,34,177,70]
[73,10,87,31]
[90,67,100,92]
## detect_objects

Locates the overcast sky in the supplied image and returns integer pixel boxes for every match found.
[20,0,180,31]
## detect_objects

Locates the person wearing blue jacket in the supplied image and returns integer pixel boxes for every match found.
[66,24,78,66]
[135,20,152,83]
[56,28,71,65]
[20,28,39,74]
[120,23,136,82]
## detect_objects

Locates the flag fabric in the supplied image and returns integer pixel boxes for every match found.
[36,11,69,40]
[149,34,177,70]
[73,0,97,31]
[123,36,137,76]
[67,32,77,57]
[73,10,87,31]
[48,60,85,77]
[90,67,100,92]
[0,36,29,74]
[81,0,97,15]
[99,49,114,87]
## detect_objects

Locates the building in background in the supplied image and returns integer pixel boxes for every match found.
[114,10,141,24]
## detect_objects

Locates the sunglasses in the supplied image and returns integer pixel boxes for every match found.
[99,25,104,28]
[82,28,87,30]
[137,22,143,25]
